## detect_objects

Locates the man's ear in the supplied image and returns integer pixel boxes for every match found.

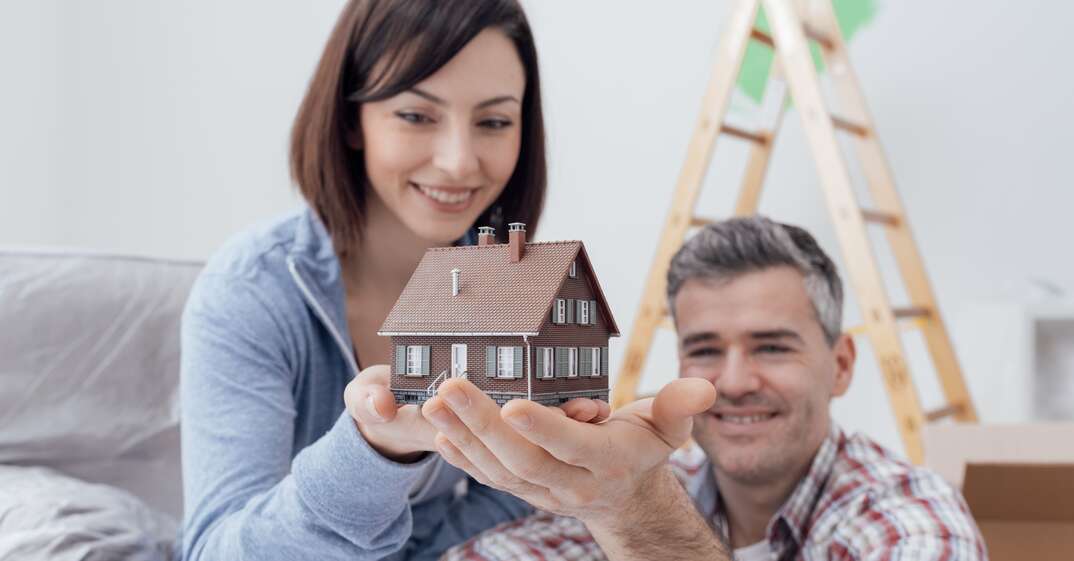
[831,333,855,397]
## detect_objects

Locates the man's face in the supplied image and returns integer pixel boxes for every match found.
[673,266,855,485]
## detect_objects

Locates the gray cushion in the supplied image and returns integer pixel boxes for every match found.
[0,249,201,519]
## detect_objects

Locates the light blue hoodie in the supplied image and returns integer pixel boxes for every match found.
[178,207,533,560]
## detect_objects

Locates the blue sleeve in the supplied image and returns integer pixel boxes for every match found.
[180,271,433,560]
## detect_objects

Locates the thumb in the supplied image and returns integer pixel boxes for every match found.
[650,378,717,447]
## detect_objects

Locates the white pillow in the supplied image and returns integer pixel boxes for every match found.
[0,465,176,561]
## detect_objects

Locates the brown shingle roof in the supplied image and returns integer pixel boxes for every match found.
[379,241,619,335]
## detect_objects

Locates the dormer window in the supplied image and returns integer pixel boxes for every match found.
[569,261,577,278]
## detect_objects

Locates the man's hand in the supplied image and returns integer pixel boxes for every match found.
[420,377,716,525]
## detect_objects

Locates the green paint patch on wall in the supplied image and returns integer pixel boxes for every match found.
[737,0,878,103]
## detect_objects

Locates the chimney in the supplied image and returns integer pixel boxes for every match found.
[451,268,460,296]
[508,222,526,262]
[477,226,495,246]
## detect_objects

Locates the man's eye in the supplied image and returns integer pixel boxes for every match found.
[396,111,433,124]
[479,118,513,130]
[689,348,722,358]
[756,345,789,354]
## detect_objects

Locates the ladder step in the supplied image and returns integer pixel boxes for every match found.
[861,208,899,226]
[750,28,775,48]
[925,403,963,422]
[803,25,834,50]
[893,306,931,320]
[831,115,869,136]
[720,124,768,144]
[690,215,717,228]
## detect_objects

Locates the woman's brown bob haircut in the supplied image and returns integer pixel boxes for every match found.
[290,0,546,256]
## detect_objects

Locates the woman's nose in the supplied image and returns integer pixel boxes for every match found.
[433,125,479,181]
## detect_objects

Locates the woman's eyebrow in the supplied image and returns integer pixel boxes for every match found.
[408,87,520,109]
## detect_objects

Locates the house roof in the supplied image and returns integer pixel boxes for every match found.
[378,240,620,336]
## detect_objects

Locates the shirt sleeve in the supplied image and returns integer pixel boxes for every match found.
[829,473,987,561]
[179,271,441,561]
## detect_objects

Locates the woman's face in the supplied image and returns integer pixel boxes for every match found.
[358,29,526,245]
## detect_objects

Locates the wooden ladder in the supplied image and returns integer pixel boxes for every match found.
[610,0,977,464]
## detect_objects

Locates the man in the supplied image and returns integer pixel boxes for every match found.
[423,216,985,560]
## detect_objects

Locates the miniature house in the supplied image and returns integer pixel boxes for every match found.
[380,223,619,406]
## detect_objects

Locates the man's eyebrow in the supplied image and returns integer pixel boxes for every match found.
[408,87,520,109]
[750,329,804,343]
[680,332,720,347]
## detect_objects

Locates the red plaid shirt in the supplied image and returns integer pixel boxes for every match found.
[442,424,985,560]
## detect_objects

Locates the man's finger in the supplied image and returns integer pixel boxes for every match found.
[501,399,602,469]
[650,378,716,447]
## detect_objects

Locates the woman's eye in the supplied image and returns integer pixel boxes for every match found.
[396,111,433,125]
[479,118,513,130]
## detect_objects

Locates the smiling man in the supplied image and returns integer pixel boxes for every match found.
[427,216,985,561]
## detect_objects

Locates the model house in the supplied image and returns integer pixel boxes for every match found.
[380,223,619,406]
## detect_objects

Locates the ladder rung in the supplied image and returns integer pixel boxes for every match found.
[893,306,930,320]
[690,215,716,228]
[803,25,834,50]
[831,115,869,136]
[750,28,775,48]
[925,403,963,422]
[720,124,768,144]
[846,317,924,337]
[861,209,899,226]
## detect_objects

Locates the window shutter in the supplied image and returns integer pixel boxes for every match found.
[486,346,497,377]
[535,347,544,378]
[580,347,592,375]
[566,299,574,324]
[590,300,598,325]
[395,345,406,375]
[421,346,430,376]
[555,347,566,378]
[576,300,584,324]
[601,346,609,375]
[513,347,523,378]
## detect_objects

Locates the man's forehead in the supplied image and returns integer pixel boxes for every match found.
[673,268,817,336]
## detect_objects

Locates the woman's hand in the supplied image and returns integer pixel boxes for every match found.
[345,365,612,463]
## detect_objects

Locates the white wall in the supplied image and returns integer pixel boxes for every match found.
[3,1,1072,457]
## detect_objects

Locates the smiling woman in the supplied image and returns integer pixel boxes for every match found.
[178,2,552,561]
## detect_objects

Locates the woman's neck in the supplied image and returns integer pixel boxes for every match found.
[343,194,437,298]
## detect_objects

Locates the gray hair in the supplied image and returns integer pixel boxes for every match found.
[666,216,844,344]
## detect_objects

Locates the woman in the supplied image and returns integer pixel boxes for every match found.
[178,2,596,559]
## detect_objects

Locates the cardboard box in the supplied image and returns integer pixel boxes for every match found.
[924,424,1074,561]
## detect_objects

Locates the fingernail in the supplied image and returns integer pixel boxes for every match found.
[505,413,532,430]
[441,388,469,410]
[366,395,384,421]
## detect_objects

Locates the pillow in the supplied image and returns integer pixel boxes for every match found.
[0,465,176,561]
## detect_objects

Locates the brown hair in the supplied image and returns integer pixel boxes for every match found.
[290,0,546,256]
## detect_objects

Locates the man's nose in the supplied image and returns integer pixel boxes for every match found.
[714,349,761,399]
[433,124,479,180]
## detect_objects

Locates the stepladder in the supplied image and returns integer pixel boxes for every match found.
[611,0,977,464]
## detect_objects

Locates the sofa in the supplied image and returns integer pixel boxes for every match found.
[0,249,202,560]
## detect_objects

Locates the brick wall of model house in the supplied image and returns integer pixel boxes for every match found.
[390,257,612,399]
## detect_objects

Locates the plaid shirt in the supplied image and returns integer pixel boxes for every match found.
[442,424,985,560]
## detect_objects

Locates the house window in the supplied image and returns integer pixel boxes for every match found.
[568,347,578,377]
[498,347,515,378]
[541,347,554,379]
[588,347,601,376]
[578,300,589,325]
[406,346,424,376]
[569,261,577,278]
[555,298,566,324]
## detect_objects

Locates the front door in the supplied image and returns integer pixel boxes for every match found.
[451,344,467,378]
